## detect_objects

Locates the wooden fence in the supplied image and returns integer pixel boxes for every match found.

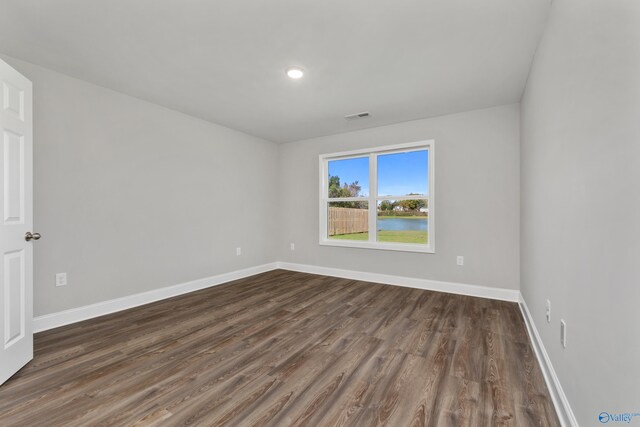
[328,207,368,236]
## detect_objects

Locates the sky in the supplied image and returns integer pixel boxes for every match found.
[328,150,429,197]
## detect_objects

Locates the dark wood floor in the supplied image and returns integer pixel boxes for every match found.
[0,270,559,426]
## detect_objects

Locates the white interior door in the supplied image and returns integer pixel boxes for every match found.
[0,58,34,385]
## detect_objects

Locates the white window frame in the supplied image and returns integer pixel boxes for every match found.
[319,140,435,253]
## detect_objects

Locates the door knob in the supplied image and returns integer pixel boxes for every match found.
[25,232,41,242]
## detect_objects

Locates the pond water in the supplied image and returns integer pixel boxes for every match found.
[377,217,428,231]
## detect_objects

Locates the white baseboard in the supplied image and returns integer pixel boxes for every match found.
[518,294,578,427]
[34,261,520,333]
[276,262,520,302]
[33,263,279,333]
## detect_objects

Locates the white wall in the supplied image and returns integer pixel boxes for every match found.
[2,56,280,317]
[279,104,521,290]
[520,0,640,424]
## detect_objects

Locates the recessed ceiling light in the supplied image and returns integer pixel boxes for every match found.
[286,67,304,79]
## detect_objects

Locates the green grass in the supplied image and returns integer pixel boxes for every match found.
[329,230,428,244]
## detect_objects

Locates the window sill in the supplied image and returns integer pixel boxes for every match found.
[319,239,435,254]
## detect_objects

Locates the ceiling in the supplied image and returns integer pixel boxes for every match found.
[0,0,549,143]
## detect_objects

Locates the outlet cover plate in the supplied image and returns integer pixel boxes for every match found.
[55,273,67,287]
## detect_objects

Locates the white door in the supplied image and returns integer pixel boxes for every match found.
[0,58,34,385]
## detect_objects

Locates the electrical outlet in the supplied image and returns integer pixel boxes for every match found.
[546,299,551,323]
[290,243,295,251]
[236,247,242,256]
[560,319,567,348]
[55,273,67,287]
[456,256,464,266]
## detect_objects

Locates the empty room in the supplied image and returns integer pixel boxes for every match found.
[0,0,638,426]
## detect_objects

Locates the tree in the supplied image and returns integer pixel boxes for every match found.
[327,175,365,208]
[379,200,396,211]
[345,181,361,198]
[398,197,426,212]
[328,175,343,198]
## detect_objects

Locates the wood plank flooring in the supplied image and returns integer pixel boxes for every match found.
[0,270,559,426]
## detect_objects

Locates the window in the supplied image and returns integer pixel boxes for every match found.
[319,140,434,253]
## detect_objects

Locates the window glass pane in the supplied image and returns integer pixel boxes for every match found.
[328,202,368,241]
[377,150,428,197]
[327,157,369,198]
[377,199,428,244]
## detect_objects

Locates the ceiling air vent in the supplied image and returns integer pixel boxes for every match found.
[344,112,371,120]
